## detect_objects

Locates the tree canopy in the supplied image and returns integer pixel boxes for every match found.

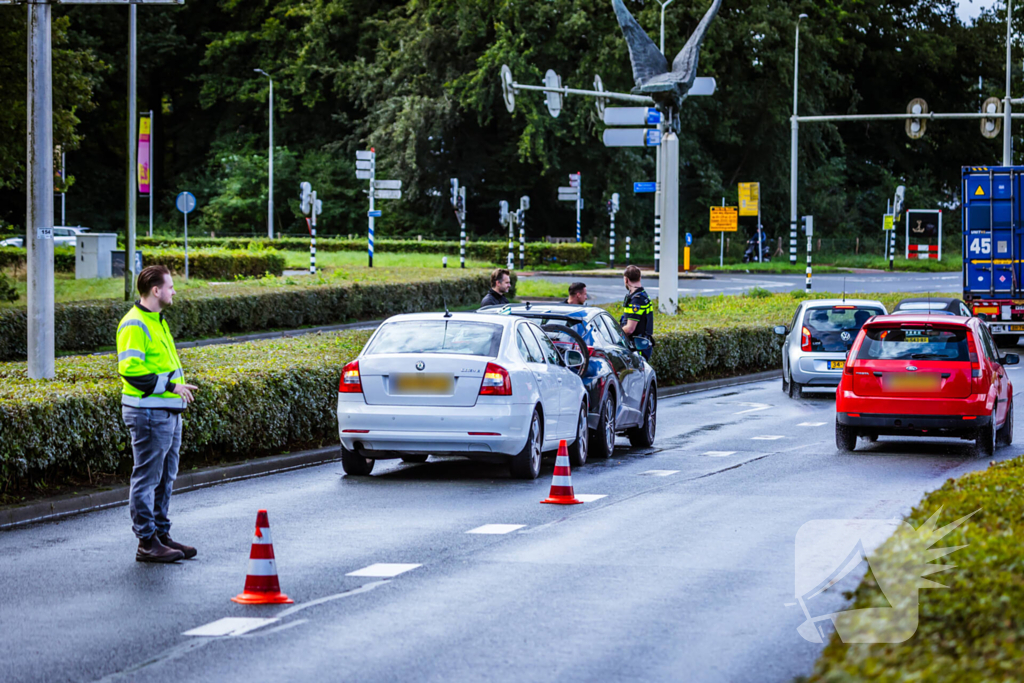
[0,0,1015,251]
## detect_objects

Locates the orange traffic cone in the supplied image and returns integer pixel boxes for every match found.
[232,510,293,604]
[541,440,583,505]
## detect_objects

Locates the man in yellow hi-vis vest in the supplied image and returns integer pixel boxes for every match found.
[117,265,199,563]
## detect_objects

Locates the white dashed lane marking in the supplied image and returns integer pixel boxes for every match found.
[574,494,608,503]
[798,422,827,426]
[346,563,421,578]
[183,618,278,637]
[752,435,785,440]
[466,524,526,534]
[700,451,737,457]
[639,470,680,476]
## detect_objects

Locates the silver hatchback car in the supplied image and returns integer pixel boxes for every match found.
[774,298,887,397]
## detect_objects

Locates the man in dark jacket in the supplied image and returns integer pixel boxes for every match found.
[481,268,511,307]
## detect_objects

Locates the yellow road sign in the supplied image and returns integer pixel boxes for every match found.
[738,182,759,216]
[710,206,739,232]
[883,214,894,231]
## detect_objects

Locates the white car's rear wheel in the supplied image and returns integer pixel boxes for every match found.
[510,409,543,479]
[341,445,374,476]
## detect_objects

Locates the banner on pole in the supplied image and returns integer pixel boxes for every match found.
[883,214,894,231]
[738,182,759,216]
[709,206,739,232]
[138,116,151,194]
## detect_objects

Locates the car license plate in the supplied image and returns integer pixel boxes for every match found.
[884,373,940,392]
[1011,325,1024,332]
[393,374,454,395]
[828,360,845,370]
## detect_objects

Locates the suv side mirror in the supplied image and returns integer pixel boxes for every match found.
[564,349,586,368]
[1002,353,1019,366]
[774,325,788,336]
[632,337,651,351]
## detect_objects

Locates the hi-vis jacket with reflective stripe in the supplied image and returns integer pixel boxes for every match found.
[116,303,186,411]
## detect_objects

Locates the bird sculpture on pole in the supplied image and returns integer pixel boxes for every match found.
[611,0,723,118]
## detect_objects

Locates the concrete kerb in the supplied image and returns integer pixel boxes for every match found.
[0,368,783,530]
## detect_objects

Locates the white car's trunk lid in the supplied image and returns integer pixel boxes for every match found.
[359,355,489,407]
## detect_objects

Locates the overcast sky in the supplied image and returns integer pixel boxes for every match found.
[955,0,1001,23]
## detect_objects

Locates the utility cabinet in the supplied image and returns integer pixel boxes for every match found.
[75,233,118,279]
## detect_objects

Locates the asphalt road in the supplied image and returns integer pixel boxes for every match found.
[1,376,1017,683]
[523,271,962,305]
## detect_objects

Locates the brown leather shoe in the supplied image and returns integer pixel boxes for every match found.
[158,534,197,560]
[136,535,185,563]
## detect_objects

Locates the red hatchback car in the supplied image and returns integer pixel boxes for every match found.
[835,314,1017,456]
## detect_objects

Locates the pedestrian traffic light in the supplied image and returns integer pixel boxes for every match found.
[802,215,813,236]
[893,185,906,219]
[450,178,459,207]
[300,182,312,215]
[499,200,509,226]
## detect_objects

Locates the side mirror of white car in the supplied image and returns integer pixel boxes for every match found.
[774,325,787,336]
[564,349,586,368]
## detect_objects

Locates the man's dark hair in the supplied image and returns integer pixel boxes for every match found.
[568,282,587,297]
[490,268,510,287]
[137,265,171,297]
[623,265,642,283]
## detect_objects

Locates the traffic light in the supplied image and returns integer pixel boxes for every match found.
[299,181,312,215]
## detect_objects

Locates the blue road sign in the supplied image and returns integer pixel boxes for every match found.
[646,108,661,125]
[646,129,662,146]
[686,233,693,246]
[368,210,382,218]
[633,182,656,193]
[175,191,196,214]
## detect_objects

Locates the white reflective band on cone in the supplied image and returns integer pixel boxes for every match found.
[251,530,274,545]
[245,559,279,576]
[550,476,574,488]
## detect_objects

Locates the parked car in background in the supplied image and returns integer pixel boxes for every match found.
[835,313,1015,456]
[337,311,589,480]
[0,226,89,249]
[775,299,887,397]
[480,303,658,458]
[891,297,971,317]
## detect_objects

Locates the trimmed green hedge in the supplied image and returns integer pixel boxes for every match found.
[140,248,285,279]
[648,324,782,386]
[135,236,593,266]
[0,272,501,360]
[806,457,1024,681]
[0,246,76,273]
[0,331,372,492]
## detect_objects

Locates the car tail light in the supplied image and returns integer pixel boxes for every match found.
[800,326,812,352]
[480,362,512,396]
[966,329,982,379]
[339,360,362,393]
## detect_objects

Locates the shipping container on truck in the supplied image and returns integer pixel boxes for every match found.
[962,165,1024,344]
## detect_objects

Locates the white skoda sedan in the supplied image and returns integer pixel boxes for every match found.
[336,312,589,479]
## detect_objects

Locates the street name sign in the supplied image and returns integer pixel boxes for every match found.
[356,160,373,170]
[368,210,382,217]
[356,170,372,180]
[738,182,759,216]
[634,182,656,193]
[602,128,660,147]
[373,189,402,200]
[373,180,402,190]
[356,150,374,160]
[709,206,738,232]
[602,107,661,126]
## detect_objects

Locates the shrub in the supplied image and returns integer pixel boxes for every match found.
[0,246,76,273]
[0,272,503,360]
[806,457,1024,681]
[141,248,285,280]
[0,273,16,302]
[134,237,593,266]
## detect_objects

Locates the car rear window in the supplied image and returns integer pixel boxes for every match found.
[365,321,503,357]
[856,326,970,361]
[803,306,884,351]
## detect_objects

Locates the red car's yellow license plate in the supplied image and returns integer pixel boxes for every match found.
[884,374,940,392]
[394,374,454,394]
[828,360,845,370]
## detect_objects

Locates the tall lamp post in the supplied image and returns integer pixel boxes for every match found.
[653,0,674,273]
[1004,0,1014,165]
[255,69,274,238]
[789,13,808,265]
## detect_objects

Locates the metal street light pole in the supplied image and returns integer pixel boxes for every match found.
[1004,0,1014,166]
[657,0,674,54]
[654,0,674,274]
[255,69,274,238]
[790,13,807,266]
[124,2,138,301]
[27,2,55,379]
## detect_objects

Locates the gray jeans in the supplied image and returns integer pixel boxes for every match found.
[122,406,182,540]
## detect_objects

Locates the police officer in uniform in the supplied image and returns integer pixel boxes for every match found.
[620,265,653,360]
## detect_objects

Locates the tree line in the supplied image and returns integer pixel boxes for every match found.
[0,0,1014,253]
